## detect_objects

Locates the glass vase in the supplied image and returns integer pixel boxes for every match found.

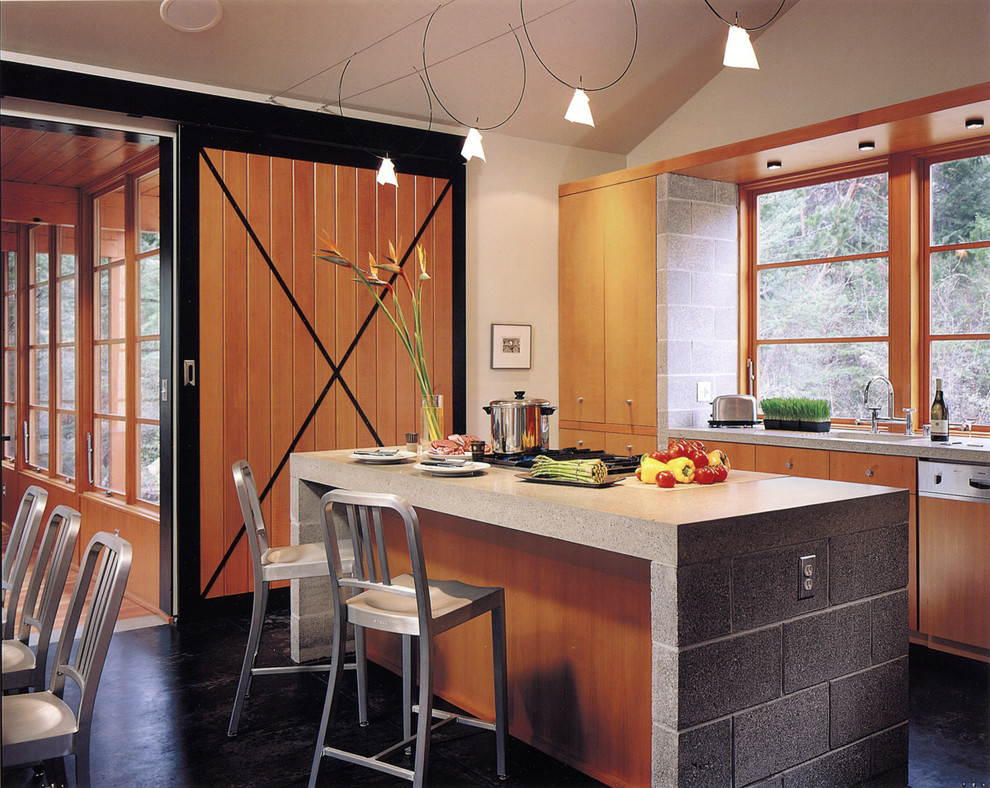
[421,394,444,448]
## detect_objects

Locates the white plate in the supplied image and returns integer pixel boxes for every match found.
[349,450,417,463]
[425,451,472,460]
[414,461,490,476]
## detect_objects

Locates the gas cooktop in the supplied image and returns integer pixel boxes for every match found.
[483,447,640,477]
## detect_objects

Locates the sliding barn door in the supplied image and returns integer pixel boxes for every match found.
[196,148,453,599]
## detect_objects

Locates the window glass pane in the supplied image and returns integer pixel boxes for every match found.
[59,414,75,478]
[139,423,160,504]
[139,170,160,253]
[98,187,126,263]
[5,250,15,288]
[758,341,889,419]
[32,409,49,470]
[59,226,76,276]
[140,342,160,419]
[31,348,49,406]
[59,277,75,342]
[140,254,160,335]
[60,346,75,407]
[757,174,889,265]
[930,154,990,246]
[4,351,14,401]
[3,407,14,461]
[96,264,126,341]
[31,226,49,284]
[96,417,126,493]
[930,339,990,425]
[930,247,990,335]
[98,342,126,416]
[758,258,888,340]
[30,283,49,345]
[6,293,14,346]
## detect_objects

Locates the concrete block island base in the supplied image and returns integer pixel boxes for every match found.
[291,449,909,788]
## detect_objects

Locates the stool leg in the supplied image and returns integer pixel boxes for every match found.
[355,624,368,726]
[228,579,267,736]
[402,634,414,742]
[412,635,434,788]
[491,603,509,779]
[309,614,348,788]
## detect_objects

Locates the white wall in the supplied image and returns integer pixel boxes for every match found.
[628,0,990,166]
[463,132,624,442]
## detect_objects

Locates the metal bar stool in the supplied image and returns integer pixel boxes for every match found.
[2,505,82,693]
[227,460,364,736]
[309,489,508,788]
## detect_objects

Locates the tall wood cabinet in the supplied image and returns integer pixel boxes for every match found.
[558,176,657,454]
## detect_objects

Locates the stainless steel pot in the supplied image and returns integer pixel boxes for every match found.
[483,391,558,454]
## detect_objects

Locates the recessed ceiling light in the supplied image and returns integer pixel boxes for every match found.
[965,117,985,130]
[160,0,222,32]
[766,160,783,170]
[858,141,876,151]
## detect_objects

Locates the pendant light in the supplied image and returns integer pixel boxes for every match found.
[723,23,759,69]
[376,157,398,187]
[461,127,487,162]
[521,0,637,130]
[705,1,785,71]
[564,87,595,127]
[423,9,527,164]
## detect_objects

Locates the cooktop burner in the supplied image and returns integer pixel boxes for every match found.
[483,447,640,476]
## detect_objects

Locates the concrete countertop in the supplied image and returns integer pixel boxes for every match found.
[671,424,990,464]
[292,448,908,565]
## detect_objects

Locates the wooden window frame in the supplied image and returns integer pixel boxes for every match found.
[742,139,990,432]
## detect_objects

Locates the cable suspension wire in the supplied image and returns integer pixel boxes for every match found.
[520,0,638,91]
[703,0,786,31]
[421,10,527,131]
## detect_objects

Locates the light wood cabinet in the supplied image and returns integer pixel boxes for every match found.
[919,496,990,653]
[559,428,656,457]
[754,444,830,479]
[559,177,656,442]
[828,451,916,493]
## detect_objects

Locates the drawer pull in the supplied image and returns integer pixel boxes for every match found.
[626,444,633,452]
[576,440,584,447]
[865,469,875,478]
[626,399,633,406]
[577,397,584,403]
[785,461,793,469]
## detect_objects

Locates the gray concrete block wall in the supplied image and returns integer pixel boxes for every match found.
[651,520,909,787]
[657,173,740,437]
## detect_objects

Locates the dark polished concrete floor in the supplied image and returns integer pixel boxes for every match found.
[2,615,987,787]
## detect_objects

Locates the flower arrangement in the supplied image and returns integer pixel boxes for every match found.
[315,232,443,441]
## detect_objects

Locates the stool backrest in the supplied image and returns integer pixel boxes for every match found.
[15,505,82,689]
[319,490,432,624]
[2,484,49,639]
[231,460,269,580]
[49,531,132,729]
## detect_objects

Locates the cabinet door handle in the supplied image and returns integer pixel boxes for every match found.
[626,444,633,452]
[785,461,793,469]
[626,399,633,405]
[865,469,875,478]
[577,396,584,403]
[576,439,584,447]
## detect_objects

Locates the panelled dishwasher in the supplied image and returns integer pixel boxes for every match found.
[917,459,990,656]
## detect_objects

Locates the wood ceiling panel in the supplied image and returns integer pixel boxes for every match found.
[1,124,155,189]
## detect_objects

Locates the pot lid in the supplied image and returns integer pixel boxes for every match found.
[487,390,550,408]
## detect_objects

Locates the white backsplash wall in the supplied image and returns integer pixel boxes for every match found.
[657,173,739,435]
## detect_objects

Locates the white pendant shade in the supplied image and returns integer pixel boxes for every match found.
[376,157,398,187]
[564,88,595,127]
[461,128,486,162]
[723,25,759,69]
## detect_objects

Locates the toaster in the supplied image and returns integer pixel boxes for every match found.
[709,395,758,427]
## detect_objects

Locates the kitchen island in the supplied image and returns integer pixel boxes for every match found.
[290,449,909,788]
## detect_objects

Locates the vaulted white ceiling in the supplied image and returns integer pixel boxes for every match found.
[0,0,799,155]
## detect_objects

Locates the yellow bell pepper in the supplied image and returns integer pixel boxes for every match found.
[665,456,696,483]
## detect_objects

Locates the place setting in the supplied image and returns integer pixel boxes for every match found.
[348,448,417,464]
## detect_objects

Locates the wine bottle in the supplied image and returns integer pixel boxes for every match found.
[930,378,949,442]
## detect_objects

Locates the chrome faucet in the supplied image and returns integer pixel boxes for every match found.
[862,376,914,434]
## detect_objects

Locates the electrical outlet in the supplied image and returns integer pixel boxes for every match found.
[697,381,712,402]
[798,554,816,599]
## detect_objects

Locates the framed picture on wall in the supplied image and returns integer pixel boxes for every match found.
[491,323,532,369]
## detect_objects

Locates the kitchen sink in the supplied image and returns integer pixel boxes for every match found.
[828,430,924,443]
